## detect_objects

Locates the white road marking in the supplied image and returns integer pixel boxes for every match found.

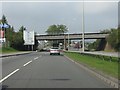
[23,60,32,66]
[0,69,19,83]
[0,55,41,83]
[34,57,39,60]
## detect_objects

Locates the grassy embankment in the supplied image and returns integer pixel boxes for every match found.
[0,47,19,54]
[65,52,118,78]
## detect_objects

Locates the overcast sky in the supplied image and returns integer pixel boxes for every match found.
[1,0,119,34]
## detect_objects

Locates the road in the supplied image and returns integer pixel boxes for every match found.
[1,52,111,88]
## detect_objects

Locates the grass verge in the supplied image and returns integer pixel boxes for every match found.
[0,47,19,54]
[65,52,118,78]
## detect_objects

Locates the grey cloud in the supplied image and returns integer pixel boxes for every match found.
[1,0,119,1]
[2,2,118,34]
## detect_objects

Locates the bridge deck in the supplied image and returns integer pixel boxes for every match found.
[35,33,109,40]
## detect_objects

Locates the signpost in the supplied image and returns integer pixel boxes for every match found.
[0,23,9,47]
[0,38,6,43]
[0,30,5,45]
[0,30,4,38]
[23,30,35,51]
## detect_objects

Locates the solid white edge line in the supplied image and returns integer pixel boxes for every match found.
[0,1,119,3]
[23,60,32,66]
[0,69,19,83]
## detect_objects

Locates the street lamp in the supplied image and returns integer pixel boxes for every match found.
[82,0,85,52]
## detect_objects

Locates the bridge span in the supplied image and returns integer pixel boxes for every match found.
[35,33,109,40]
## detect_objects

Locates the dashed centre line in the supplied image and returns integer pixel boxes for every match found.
[23,60,32,67]
[0,69,19,83]
[34,57,39,60]
[1,55,41,83]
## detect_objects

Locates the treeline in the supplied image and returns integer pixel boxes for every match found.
[0,15,26,50]
[45,24,68,35]
[88,28,120,52]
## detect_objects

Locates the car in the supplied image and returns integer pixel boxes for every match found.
[50,47,61,55]
[42,47,50,52]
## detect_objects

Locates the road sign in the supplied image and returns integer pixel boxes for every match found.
[23,31,35,45]
[0,38,6,43]
[0,23,9,28]
[0,30,4,38]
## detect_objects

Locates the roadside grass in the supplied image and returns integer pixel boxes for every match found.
[0,47,19,54]
[65,52,118,78]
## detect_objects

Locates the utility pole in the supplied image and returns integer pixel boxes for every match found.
[67,33,69,51]
[82,0,85,52]
[64,34,66,50]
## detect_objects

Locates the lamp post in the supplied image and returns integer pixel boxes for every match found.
[82,0,85,52]
[67,33,69,51]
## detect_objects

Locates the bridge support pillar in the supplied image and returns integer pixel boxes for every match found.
[64,35,66,50]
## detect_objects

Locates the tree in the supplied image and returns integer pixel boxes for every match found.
[19,26,26,32]
[1,15,28,50]
[6,26,15,47]
[88,40,100,51]
[107,28,120,51]
[46,24,68,35]
[11,26,25,50]
[57,24,68,34]
[46,25,58,35]
[1,15,8,24]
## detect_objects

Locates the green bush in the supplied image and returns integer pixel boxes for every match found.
[1,47,18,53]
[107,29,120,51]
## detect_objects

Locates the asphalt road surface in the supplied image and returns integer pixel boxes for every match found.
[1,52,111,88]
